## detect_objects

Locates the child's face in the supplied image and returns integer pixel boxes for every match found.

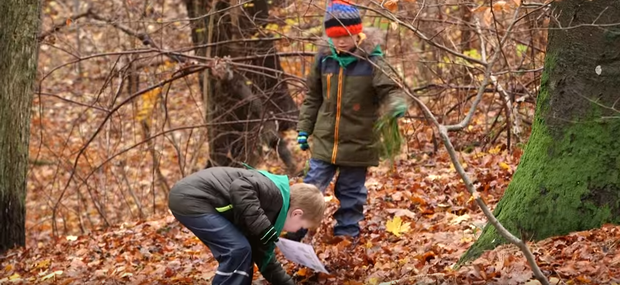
[330,35,358,53]
[283,208,313,233]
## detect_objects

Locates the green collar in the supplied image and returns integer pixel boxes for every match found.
[323,38,384,68]
[242,163,290,272]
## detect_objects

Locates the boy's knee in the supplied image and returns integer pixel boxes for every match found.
[230,242,252,260]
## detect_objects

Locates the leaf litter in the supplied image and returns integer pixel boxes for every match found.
[7,1,619,284]
[3,146,620,284]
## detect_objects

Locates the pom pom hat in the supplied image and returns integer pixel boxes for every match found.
[324,0,363,38]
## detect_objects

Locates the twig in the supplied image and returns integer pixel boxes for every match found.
[38,10,92,41]
[491,75,523,143]
[445,7,522,131]
[86,11,187,63]
[119,160,146,219]
[37,92,110,112]
[358,2,487,66]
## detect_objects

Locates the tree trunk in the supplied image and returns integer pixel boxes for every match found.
[0,0,41,253]
[461,0,620,263]
[184,0,298,173]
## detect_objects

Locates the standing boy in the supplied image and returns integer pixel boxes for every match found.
[168,166,326,285]
[288,0,408,241]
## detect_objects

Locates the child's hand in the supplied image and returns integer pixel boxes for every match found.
[297,132,309,151]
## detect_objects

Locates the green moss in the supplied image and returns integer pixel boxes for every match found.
[459,0,620,267]
[536,51,556,119]
[458,78,620,266]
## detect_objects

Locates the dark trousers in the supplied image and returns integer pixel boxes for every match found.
[286,158,368,240]
[173,213,253,285]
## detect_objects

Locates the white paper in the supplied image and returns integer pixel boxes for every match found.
[275,238,329,274]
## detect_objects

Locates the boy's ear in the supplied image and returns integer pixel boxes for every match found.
[291,208,304,217]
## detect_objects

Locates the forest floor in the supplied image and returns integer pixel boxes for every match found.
[2,1,619,284]
[2,139,620,284]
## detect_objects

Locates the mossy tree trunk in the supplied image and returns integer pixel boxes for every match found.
[460,0,620,263]
[0,0,41,253]
[184,0,298,173]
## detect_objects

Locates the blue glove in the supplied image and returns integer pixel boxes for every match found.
[391,103,407,119]
[297,131,309,151]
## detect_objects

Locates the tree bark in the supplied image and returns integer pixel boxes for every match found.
[0,0,41,253]
[461,0,620,263]
[184,0,298,173]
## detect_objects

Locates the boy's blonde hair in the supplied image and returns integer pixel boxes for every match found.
[289,183,326,229]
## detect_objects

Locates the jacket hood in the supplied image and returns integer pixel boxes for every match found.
[317,27,386,57]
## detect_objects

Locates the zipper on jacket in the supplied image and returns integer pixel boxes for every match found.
[326,73,332,100]
[331,67,344,164]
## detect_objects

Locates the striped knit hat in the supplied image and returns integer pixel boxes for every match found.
[324,0,363,38]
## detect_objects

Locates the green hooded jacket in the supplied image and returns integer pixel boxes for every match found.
[298,27,408,167]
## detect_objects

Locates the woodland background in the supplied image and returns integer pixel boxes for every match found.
[1,0,619,284]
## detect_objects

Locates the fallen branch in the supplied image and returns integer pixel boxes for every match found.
[405,79,550,285]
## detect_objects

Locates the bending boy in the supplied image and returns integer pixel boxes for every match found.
[169,166,326,285]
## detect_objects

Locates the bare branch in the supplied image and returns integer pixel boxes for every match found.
[360,2,487,67]
[37,92,110,112]
[52,64,207,225]
[491,75,524,142]
[445,6,522,131]
[38,10,92,42]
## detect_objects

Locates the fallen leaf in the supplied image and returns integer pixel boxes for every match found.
[296,267,308,277]
[120,272,133,278]
[41,271,63,281]
[9,273,21,280]
[386,216,411,237]
[386,208,417,219]
[451,214,471,225]
[499,162,511,171]
[36,259,51,269]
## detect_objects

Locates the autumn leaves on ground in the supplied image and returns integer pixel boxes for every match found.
[4,136,620,284]
[3,0,620,284]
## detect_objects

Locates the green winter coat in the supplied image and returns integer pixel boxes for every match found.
[298,28,408,167]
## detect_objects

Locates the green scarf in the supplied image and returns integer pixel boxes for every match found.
[323,38,384,68]
[256,170,290,271]
[242,163,290,272]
